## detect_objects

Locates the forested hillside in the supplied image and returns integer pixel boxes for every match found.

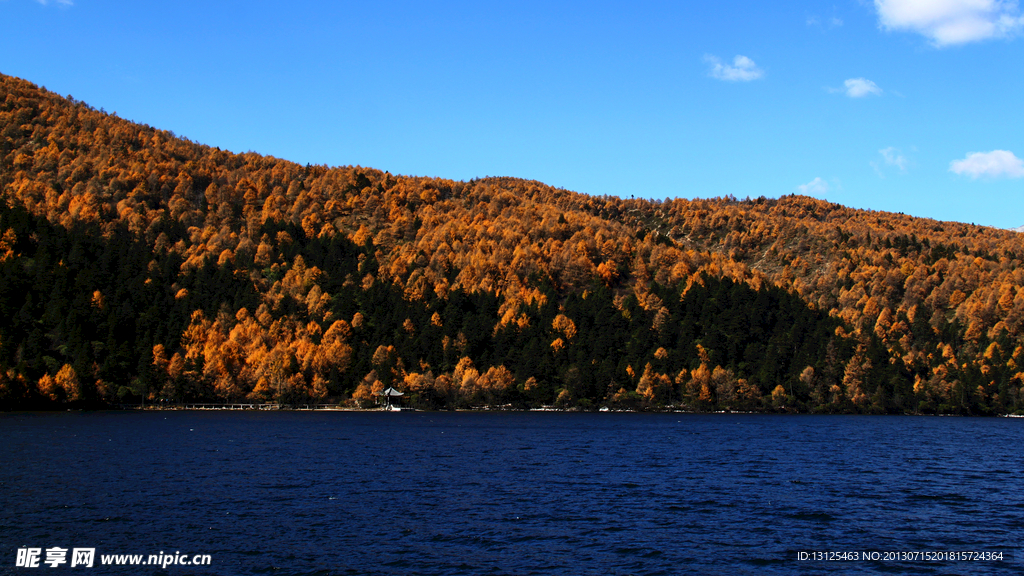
[2,73,1022,414]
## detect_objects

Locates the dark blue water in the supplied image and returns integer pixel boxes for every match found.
[1,412,1021,575]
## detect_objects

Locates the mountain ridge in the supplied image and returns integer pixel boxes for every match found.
[2,72,1023,414]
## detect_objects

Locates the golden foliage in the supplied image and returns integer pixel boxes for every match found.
[6,73,1024,410]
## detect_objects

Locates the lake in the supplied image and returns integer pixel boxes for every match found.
[1,411,1021,574]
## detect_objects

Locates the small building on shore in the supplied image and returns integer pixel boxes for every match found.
[377,387,404,410]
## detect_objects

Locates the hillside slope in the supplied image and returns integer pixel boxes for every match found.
[2,73,1022,413]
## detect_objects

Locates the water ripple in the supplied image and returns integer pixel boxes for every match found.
[1,412,1021,575]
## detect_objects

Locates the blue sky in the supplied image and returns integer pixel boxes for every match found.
[2,0,1022,227]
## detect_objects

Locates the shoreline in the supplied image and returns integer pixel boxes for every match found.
[5,403,1019,417]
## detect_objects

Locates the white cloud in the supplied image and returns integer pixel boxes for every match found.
[808,15,844,28]
[872,147,911,177]
[704,55,764,82]
[35,0,73,5]
[875,0,1024,46]
[797,177,831,196]
[844,77,883,98]
[950,150,1024,178]
[880,147,908,171]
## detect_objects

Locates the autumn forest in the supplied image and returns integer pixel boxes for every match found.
[2,73,1023,414]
